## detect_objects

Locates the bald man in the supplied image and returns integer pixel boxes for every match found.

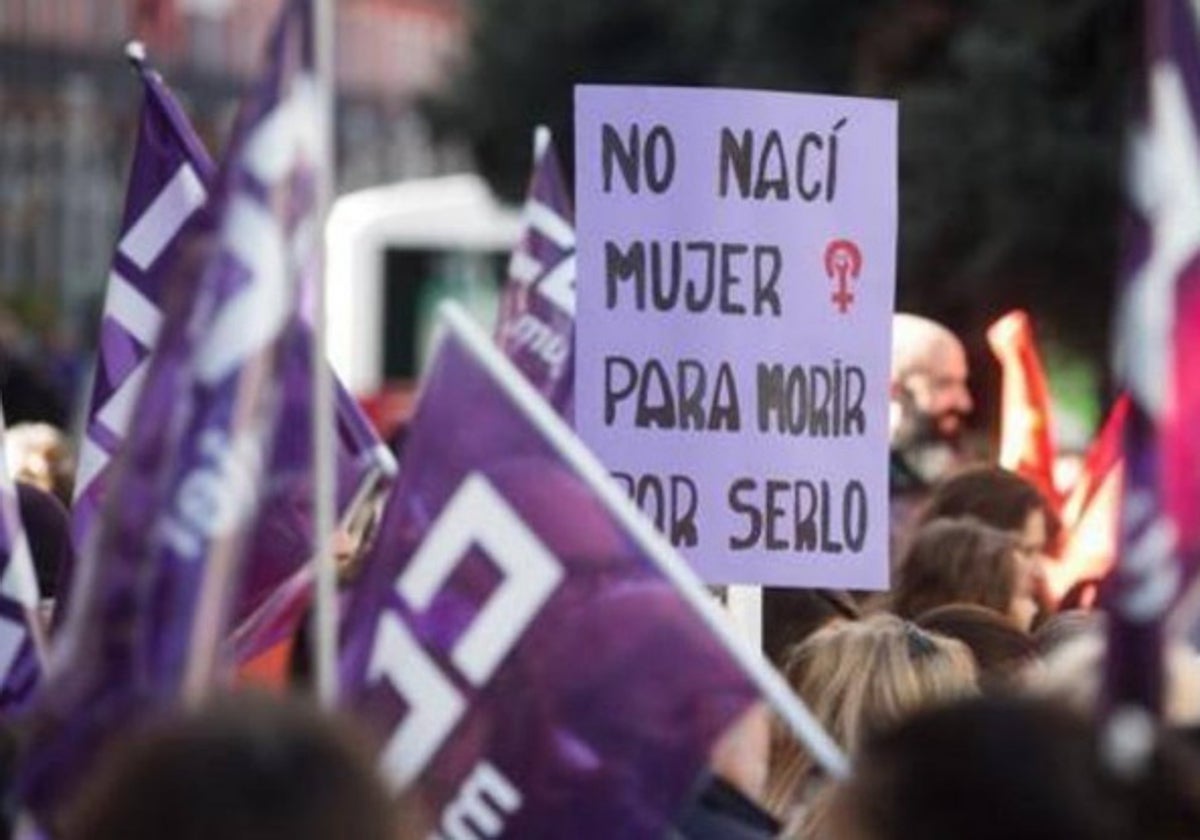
[890,313,973,483]
[888,314,973,558]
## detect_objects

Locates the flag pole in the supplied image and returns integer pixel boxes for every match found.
[312,0,339,708]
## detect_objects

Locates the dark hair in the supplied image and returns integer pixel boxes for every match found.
[1033,609,1104,659]
[16,481,73,599]
[64,693,396,840]
[915,603,1039,690]
[893,518,1019,620]
[918,465,1061,543]
[763,587,860,667]
[829,696,1200,840]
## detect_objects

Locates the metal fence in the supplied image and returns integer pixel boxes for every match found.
[0,0,466,328]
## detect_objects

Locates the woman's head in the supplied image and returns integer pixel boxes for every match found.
[893,517,1032,626]
[919,465,1059,553]
[919,465,1058,532]
[64,693,398,840]
[915,603,1040,690]
[826,696,1200,840]
[765,614,977,818]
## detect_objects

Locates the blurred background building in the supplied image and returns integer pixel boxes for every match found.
[0,0,1142,441]
[0,0,468,347]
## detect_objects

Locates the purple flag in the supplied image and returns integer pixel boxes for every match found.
[0,400,44,713]
[1107,0,1200,716]
[20,0,322,815]
[340,303,843,838]
[71,46,214,556]
[495,126,576,419]
[234,327,395,636]
[67,45,393,641]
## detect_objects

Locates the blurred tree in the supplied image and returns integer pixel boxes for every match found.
[895,0,1137,375]
[717,0,887,92]
[427,0,737,200]
[433,0,1137,405]
[430,0,983,195]
[852,0,979,93]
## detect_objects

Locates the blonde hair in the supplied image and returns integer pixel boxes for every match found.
[765,614,978,825]
[6,421,74,503]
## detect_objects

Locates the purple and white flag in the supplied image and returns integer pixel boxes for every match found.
[0,400,44,713]
[20,0,322,814]
[71,46,213,556]
[340,303,844,838]
[495,126,576,419]
[1106,0,1200,716]
[234,322,395,641]
[67,45,393,644]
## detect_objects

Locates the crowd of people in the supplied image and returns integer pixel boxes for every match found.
[3,311,1200,839]
[735,314,1200,839]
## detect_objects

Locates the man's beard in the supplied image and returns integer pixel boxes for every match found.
[892,394,967,486]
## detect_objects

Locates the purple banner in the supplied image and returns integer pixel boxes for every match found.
[235,337,394,628]
[0,400,44,713]
[340,304,760,838]
[66,46,392,640]
[495,127,577,419]
[19,0,320,815]
[574,85,896,588]
[1107,0,1200,715]
[71,48,214,557]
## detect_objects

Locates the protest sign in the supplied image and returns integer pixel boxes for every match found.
[575,85,896,587]
[341,302,845,838]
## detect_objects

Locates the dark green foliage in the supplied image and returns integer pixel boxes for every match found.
[426,0,737,200]
[432,0,1138,388]
[897,0,1137,370]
